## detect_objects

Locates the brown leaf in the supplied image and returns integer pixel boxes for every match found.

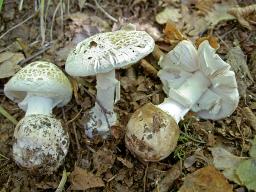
[140,59,158,78]
[116,157,134,169]
[164,21,186,45]
[178,165,233,192]
[228,4,256,30]
[195,36,219,49]
[242,107,256,131]
[156,6,182,24]
[70,166,105,190]
[0,52,23,79]
[182,0,236,36]
[93,148,116,175]
[195,0,216,15]
[154,162,182,192]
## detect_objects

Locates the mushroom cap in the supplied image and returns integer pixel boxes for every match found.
[4,61,72,110]
[192,41,239,120]
[158,40,239,120]
[13,114,69,173]
[125,103,180,162]
[65,29,155,77]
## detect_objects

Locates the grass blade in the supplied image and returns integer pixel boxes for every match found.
[0,105,18,125]
[0,0,4,12]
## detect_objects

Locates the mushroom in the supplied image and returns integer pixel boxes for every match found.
[4,61,72,173]
[125,40,239,161]
[65,25,155,138]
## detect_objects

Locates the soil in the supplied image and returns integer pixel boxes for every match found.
[0,0,256,191]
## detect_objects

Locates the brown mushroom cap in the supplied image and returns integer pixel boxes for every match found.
[125,103,180,162]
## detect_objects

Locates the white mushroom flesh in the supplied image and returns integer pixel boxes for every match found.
[19,94,54,116]
[85,70,118,138]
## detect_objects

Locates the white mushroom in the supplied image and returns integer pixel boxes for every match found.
[125,40,239,162]
[65,25,155,138]
[4,61,72,173]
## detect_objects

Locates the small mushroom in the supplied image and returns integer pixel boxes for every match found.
[125,40,239,161]
[65,25,155,138]
[4,61,72,173]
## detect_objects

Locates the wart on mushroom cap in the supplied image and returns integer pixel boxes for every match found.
[125,40,239,162]
[4,61,72,173]
[65,26,155,138]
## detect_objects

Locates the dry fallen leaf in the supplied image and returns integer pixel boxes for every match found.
[210,147,246,184]
[0,52,23,79]
[116,157,134,169]
[93,148,116,175]
[140,59,158,77]
[228,4,256,30]
[70,166,105,190]
[182,0,236,36]
[155,6,182,24]
[227,45,253,98]
[164,21,186,44]
[178,165,233,192]
[195,36,219,49]
[242,107,256,131]
[154,162,181,192]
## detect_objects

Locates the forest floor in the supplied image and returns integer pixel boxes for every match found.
[0,0,256,191]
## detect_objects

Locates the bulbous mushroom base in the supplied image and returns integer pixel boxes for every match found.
[125,103,180,162]
[13,114,69,174]
[84,105,117,138]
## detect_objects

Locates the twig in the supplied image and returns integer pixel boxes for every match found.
[93,0,117,22]
[0,105,18,125]
[55,169,70,192]
[72,122,81,151]
[18,43,52,66]
[0,153,9,160]
[66,109,82,125]
[143,163,149,192]
[0,12,38,39]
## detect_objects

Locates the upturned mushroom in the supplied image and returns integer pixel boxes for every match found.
[4,61,72,173]
[65,25,155,138]
[125,40,239,162]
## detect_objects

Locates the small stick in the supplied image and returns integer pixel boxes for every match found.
[55,169,70,192]
[18,43,52,66]
[93,0,117,22]
[140,59,158,77]
[0,12,38,40]
[72,122,81,152]
[152,45,164,61]
[66,109,83,125]
[0,105,18,125]
[0,153,9,160]
[143,163,149,192]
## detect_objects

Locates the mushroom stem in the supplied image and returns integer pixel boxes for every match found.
[85,69,118,137]
[19,95,54,116]
[158,71,211,122]
[96,69,117,114]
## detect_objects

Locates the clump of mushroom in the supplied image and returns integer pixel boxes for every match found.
[65,24,155,138]
[125,40,239,162]
[4,61,72,173]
